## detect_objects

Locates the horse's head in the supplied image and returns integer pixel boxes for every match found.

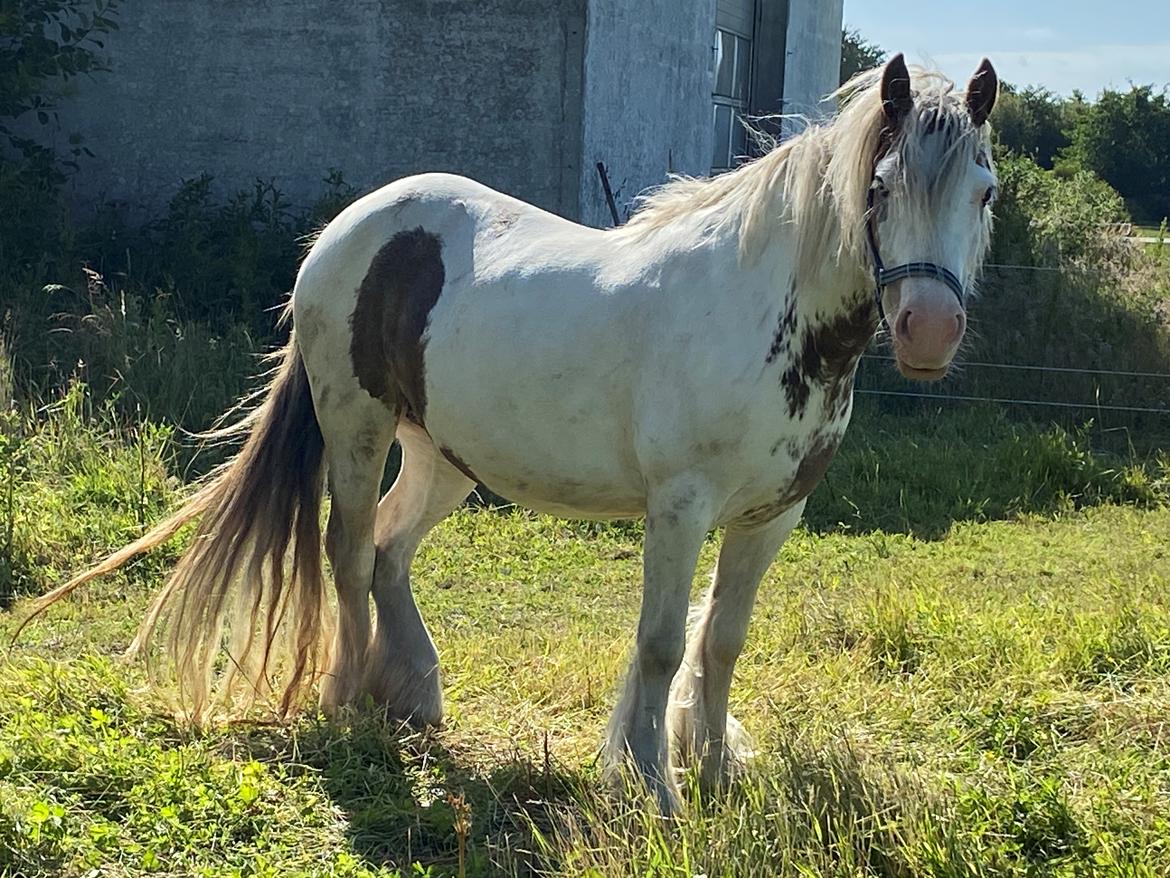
[867,54,998,380]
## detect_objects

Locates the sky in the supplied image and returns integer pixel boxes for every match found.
[843,0,1170,97]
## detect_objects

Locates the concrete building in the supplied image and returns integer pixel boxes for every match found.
[48,0,843,227]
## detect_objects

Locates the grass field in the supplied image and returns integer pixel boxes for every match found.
[3,498,1170,876]
[4,103,1170,875]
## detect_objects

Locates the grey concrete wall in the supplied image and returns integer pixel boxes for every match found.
[782,0,843,123]
[47,0,585,217]
[578,0,716,227]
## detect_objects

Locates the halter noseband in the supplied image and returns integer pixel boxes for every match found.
[865,185,966,327]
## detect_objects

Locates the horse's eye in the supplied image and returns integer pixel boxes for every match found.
[982,186,996,207]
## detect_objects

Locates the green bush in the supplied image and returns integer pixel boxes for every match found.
[990,150,1130,266]
[1064,85,1170,224]
[80,170,356,333]
[992,84,1078,170]
[0,0,120,270]
[3,170,358,436]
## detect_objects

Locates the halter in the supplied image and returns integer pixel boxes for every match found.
[865,185,966,328]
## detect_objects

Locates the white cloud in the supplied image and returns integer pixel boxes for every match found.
[1018,26,1057,42]
[923,43,1170,96]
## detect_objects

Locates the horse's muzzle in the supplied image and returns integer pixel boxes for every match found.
[888,281,966,379]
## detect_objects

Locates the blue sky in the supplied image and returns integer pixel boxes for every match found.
[843,1,1170,96]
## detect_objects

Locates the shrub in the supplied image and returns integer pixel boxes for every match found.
[0,0,120,269]
[1064,85,1170,224]
[992,84,1076,170]
[3,171,358,435]
[990,150,1130,266]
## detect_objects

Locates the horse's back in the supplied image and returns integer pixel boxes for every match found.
[290,172,654,516]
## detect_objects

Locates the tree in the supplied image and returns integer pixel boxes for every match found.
[840,27,885,85]
[1064,85,1170,223]
[991,84,1075,170]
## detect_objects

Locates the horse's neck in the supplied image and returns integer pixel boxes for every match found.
[751,192,876,390]
[757,193,868,328]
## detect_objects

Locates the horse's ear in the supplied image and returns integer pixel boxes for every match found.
[880,53,913,127]
[966,58,998,127]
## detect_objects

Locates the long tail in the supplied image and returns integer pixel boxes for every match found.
[18,336,329,719]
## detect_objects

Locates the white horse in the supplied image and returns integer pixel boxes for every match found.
[30,56,998,810]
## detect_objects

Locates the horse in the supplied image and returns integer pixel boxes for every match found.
[27,54,999,811]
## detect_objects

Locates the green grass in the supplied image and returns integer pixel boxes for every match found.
[4,109,1170,876]
[4,384,1167,603]
[4,500,1170,876]
[3,387,1170,875]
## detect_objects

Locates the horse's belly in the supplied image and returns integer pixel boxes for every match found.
[421,342,647,517]
[425,410,647,518]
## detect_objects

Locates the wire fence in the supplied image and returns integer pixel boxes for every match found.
[857,257,1170,420]
[855,388,1170,416]
[861,353,1170,381]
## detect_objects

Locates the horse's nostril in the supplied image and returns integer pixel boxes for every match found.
[896,309,913,340]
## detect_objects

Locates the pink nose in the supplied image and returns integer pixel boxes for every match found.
[893,302,965,369]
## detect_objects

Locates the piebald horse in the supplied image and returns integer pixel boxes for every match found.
[29,56,998,810]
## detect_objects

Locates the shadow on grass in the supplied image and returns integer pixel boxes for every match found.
[463,401,1168,543]
[223,715,588,876]
[802,402,1167,540]
[222,720,948,878]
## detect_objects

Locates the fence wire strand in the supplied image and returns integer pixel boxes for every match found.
[857,245,1170,416]
[860,353,1170,380]
[855,389,1170,416]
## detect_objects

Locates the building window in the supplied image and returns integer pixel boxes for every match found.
[712,0,787,174]
[712,0,757,172]
[712,26,752,171]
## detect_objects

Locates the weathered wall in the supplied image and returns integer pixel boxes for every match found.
[47,0,585,217]
[781,0,843,123]
[578,0,716,227]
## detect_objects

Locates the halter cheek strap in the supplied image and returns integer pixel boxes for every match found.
[865,186,967,327]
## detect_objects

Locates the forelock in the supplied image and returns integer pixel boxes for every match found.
[891,95,990,201]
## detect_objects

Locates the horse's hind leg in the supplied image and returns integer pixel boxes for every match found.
[315,397,398,714]
[363,422,474,726]
[668,500,805,790]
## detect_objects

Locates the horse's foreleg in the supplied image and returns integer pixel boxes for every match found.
[364,425,473,726]
[668,500,805,790]
[606,478,714,813]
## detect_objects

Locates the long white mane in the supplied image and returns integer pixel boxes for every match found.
[619,66,994,285]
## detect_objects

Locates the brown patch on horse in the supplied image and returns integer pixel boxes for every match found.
[787,433,842,503]
[350,228,445,423]
[780,299,875,419]
[486,208,520,238]
[737,431,844,527]
[765,285,798,366]
[440,446,480,483]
